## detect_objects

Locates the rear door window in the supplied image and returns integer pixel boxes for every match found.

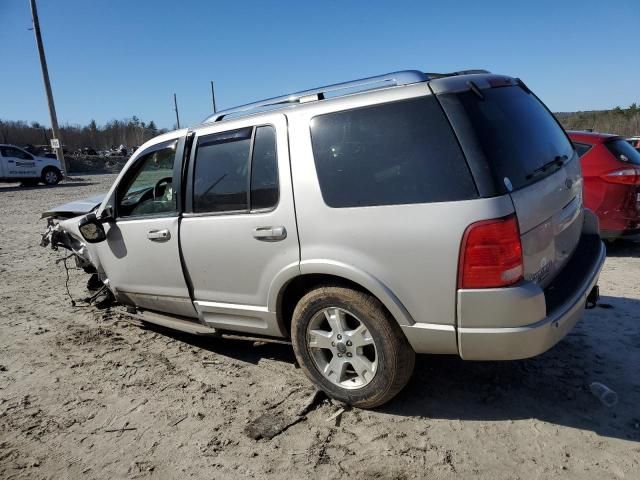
[250,126,279,210]
[439,86,574,193]
[193,128,252,213]
[192,125,280,213]
[309,96,477,208]
[605,139,640,165]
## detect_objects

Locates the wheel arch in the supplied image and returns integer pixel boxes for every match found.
[271,260,415,337]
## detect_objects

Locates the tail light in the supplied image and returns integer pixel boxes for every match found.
[458,214,523,289]
[600,167,640,185]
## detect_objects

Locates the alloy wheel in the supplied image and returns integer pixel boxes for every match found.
[306,307,378,389]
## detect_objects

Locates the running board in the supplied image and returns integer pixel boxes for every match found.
[122,308,292,345]
[126,309,219,336]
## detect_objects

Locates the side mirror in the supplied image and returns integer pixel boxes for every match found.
[78,213,107,243]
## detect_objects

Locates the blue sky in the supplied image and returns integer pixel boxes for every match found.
[1,0,638,129]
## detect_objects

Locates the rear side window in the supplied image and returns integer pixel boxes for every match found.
[309,96,477,208]
[573,142,592,158]
[605,139,640,165]
[439,86,575,193]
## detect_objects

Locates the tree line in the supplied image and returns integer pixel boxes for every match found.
[556,104,640,138]
[0,117,169,152]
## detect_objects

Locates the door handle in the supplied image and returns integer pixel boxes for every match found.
[147,229,170,241]
[252,226,287,241]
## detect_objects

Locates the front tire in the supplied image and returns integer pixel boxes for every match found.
[42,167,61,185]
[291,286,415,408]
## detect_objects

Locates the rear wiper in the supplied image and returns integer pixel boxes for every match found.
[526,155,568,180]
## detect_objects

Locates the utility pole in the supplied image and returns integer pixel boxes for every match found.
[29,0,67,175]
[211,81,217,113]
[173,93,181,129]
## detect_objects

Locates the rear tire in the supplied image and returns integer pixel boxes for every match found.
[42,167,61,185]
[291,286,415,408]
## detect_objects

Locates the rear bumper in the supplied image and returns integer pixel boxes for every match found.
[456,232,606,360]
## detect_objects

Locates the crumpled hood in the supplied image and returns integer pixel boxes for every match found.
[41,193,106,219]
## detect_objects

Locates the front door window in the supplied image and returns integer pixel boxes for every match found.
[0,146,33,160]
[117,142,177,218]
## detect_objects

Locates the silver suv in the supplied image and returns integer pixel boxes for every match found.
[43,70,606,407]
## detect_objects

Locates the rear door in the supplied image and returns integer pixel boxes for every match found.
[437,81,583,287]
[180,114,298,336]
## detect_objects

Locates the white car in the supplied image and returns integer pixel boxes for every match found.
[0,144,64,185]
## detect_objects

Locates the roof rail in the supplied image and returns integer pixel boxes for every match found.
[202,70,429,123]
[424,69,491,79]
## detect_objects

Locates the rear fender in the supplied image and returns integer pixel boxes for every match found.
[288,259,416,327]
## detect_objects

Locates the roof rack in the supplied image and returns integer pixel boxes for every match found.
[424,69,491,79]
[202,70,429,123]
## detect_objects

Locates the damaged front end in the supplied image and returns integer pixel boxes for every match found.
[40,194,108,296]
[41,216,97,273]
[41,194,105,266]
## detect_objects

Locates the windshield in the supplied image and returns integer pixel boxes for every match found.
[606,139,640,165]
[439,85,574,193]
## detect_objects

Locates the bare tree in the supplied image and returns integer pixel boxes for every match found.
[0,117,168,152]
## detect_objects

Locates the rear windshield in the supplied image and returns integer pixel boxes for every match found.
[439,86,574,193]
[605,139,640,165]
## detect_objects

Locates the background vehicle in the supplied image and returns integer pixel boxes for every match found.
[0,144,63,185]
[569,131,640,239]
[43,70,604,407]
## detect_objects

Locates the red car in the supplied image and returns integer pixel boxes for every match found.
[568,131,640,239]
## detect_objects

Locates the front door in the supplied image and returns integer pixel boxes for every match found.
[95,134,197,318]
[0,146,38,179]
[180,114,299,336]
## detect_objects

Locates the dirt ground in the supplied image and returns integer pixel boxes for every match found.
[1,174,639,480]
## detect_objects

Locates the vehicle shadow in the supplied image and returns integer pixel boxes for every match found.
[136,294,640,443]
[140,323,297,366]
[383,294,640,442]
[605,239,640,258]
[0,182,96,193]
